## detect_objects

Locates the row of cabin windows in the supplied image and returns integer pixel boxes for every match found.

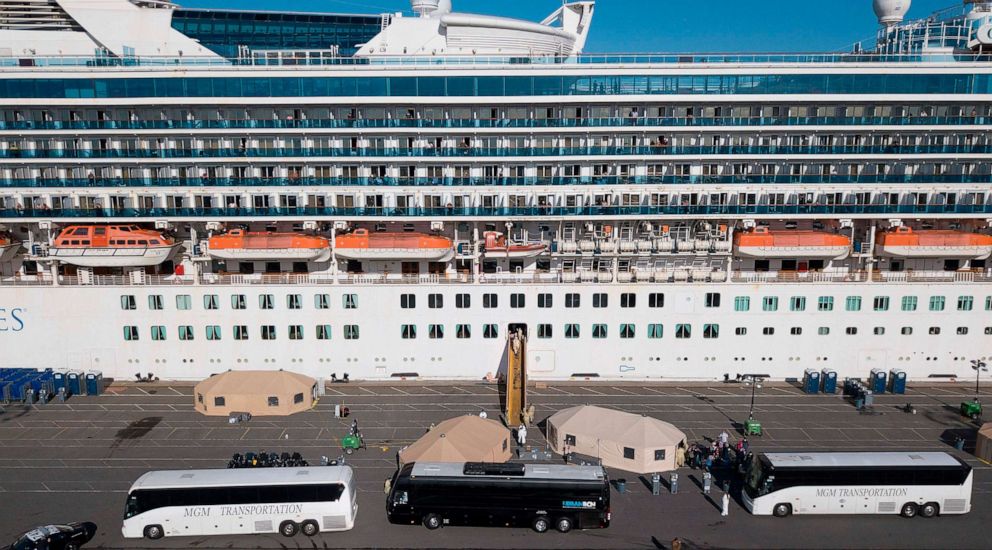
[733,295,986,312]
[122,293,357,311]
[122,324,992,342]
[124,293,992,313]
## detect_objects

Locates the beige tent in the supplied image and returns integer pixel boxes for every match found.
[194,370,317,416]
[546,405,687,473]
[976,423,992,463]
[399,415,512,465]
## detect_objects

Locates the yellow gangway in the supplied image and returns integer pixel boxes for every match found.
[500,328,527,427]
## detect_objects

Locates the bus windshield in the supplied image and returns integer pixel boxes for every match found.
[744,458,768,497]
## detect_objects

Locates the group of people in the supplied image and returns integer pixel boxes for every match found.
[681,431,751,473]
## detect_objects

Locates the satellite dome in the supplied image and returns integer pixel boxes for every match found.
[873,0,912,26]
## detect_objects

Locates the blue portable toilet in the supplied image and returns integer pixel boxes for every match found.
[888,369,907,394]
[53,371,68,393]
[821,369,838,394]
[802,369,821,394]
[868,368,887,394]
[67,370,83,396]
[85,371,103,396]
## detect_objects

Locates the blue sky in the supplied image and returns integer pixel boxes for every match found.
[179,0,957,52]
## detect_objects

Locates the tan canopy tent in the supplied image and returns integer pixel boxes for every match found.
[546,405,687,473]
[976,423,992,463]
[399,415,512,465]
[194,370,317,416]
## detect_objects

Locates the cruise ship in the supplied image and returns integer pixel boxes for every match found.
[0,0,990,382]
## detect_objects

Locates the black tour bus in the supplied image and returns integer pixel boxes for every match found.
[386,461,611,532]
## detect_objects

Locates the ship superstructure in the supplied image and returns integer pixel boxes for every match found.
[0,0,990,381]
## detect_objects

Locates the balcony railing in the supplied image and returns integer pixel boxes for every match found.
[2,204,991,219]
[2,115,988,131]
[3,144,990,159]
[2,173,990,189]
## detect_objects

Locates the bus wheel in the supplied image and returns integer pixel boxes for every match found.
[143,525,164,540]
[555,517,573,533]
[920,502,939,518]
[772,503,792,518]
[422,513,442,530]
[301,520,320,536]
[532,516,550,533]
[279,521,298,537]
[900,503,918,518]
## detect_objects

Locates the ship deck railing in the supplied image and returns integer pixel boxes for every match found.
[3,52,992,70]
[2,270,988,287]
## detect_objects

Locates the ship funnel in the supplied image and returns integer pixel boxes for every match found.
[873,0,912,27]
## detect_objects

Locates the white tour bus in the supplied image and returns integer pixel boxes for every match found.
[122,466,357,539]
[743,452,973,518]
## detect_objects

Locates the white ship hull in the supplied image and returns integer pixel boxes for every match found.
[47,246,180,267]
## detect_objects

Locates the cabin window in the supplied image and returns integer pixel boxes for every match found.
[929,296,946,311]
[483,293,498,308]
[289,325,303,340]
[958,296,974,311]
[592,324,607,338]
[214,396,225,407]
[564,324,580,339]
[623,447,635,460]
[294,393,304,404]
[231,295,246,309]
[873,327,885,335]
[845,296,862,311]
[178,326,194,341]
[704,293,720,308]
[818,296,834,311]
[342,294,357,309]
[151,326,166,341]
[985,327,992,335]
[203,295,219,310]
[123,326,139,341]
[703,324,720,339]
[791,327,803,336]
[620,293,637,308]
[206,325,221,340]
[400,294,416,309]
[929,327,941,335]
[429,324,444,339]
[763,327,775,335]
[957,327,969,335]
[676,324,691,339]
[762,297,778,311]
[315,294,330,309]
[537,324,553,339]
[790,297,806,312]
[233,325,248,340]
[120,295,136,310]
[344,325,360,339]
[510,293,525,308]
[538,293,553,308]
[316,325,332,340]
[197,393,203,404]
[148,295,163,310]
[287,294,302,310]
[902,296,918,311]
[592,293,608,308]
[648,324,664,338]
[901,327,913,335]
[846,327,858,335]
[565,293,581,308]
[565,434,577,445]
[176,295,191,310]
[428,293,443,309]
[126,240,136,245]
[873,296,890,311]
[455,293,471,308]
[986,296,992,311]
[267,396,279,407]
[649,293,665,308]
[620,324,635,339]
[456,324,472,339]
[261,325,276,340]
[818,327,830,335]
[259,294,274,310]
[401,324,417,339]
[734,296,750,311]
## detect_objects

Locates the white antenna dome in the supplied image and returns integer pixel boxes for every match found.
[873,0,912,27]
[412,0,439,17]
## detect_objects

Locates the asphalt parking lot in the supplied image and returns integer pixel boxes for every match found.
[0,381,990,549]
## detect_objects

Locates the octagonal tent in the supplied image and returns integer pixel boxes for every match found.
[976,423,992,463]
[194,370,317,416]
[399,415,512,465]
[546,405,687,473]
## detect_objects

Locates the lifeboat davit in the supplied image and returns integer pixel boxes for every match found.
[334,229,454,261]
[49,225,179,267]
[876,227,992,259]
[734,227,851,259]
[207,229,331,262]
[481,231,547,258]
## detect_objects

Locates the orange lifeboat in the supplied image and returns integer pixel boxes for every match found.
[0,232,20,261]
[876,227,992,259]
[207,229,330,262]
[734,227,851,259]
[481,231,547,259]
[334,229,454,261]
[49,224,178,267]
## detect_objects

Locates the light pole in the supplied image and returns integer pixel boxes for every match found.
[963,359,987,421]
[742,375,765,436]
[972,359,988,401]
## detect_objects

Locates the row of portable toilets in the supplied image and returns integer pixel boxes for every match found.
[0,368,103,404]
[802,368,907,395]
